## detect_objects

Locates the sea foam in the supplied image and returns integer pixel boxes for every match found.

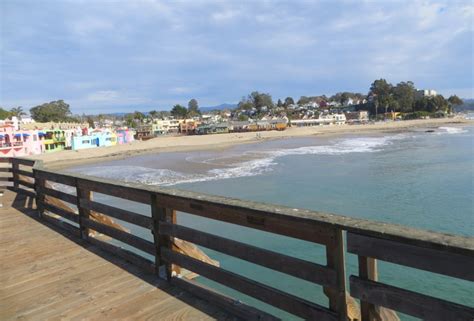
[75,135,401,186]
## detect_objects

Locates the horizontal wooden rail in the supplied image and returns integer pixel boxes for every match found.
[171,277,280,321]
[0,167,12,172]
[18,179,35,190]
[76,177,150,204]
[0,177,13,182]
[350,277,474,321]
[12,169,34,178]
[160,222,337,287]
[35,170,77,186]
[43,202,79,223]
[347,232,474,281]
[79,199,152,229]
[11,158,36,166]
[41,186,77,204]
[83,217,155,256]
[162,247,338,321]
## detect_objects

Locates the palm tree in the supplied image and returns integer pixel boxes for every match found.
[10,106,26,120]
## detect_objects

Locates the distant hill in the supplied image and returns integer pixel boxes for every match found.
[200,103,237,112]
[455,99,474,112]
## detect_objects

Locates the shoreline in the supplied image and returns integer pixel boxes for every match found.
[33,117,473,169]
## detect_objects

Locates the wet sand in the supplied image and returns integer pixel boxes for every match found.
[32,117,472,169]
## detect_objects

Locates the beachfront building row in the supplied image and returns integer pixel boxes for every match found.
[0,124,135,157]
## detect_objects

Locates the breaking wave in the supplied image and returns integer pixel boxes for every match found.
[75,135,403,186]
[437,127,468,135]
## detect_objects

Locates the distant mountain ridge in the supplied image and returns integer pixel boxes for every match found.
[200,103,237,112]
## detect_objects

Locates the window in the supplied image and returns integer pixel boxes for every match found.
[82,140,90,144]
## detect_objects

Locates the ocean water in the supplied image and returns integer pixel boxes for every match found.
[70,125,474,320]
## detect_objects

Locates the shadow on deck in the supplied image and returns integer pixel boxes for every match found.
[1,190,243,321]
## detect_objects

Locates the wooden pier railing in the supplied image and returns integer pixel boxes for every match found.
[2,157,473,321]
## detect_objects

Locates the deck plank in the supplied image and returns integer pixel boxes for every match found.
[0,190,241,321]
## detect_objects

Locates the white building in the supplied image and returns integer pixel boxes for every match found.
[417,89,437,98]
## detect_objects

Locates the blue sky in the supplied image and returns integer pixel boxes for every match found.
[1,0,473,114]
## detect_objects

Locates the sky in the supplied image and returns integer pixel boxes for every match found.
[1,0,473,115]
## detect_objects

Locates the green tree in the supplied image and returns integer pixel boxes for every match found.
[170,104,188,118]
[369,79,393,116]
[149,110,158,120]
[393,81,416,112]
[297,96,310,105]
[86,116,95,128]
[277,99,283,107]
[448,95,463,108]
[238,91,274,114]
[30,100,72,122]
[187,99,200,117]
[0,107,11,119]
[284,97,295,107]
[133,111,145,123]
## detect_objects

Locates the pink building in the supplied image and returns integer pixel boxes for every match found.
[0,125,44,157]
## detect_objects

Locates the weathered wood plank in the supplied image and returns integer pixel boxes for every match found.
[0,157,11,163]
[325,228,347,320]
[18,179,35,189]
[87,237,155,274]
[12,169,34,178]
[347,232,474,281]
[41,186,77,204]
[83,217,155,255]
[43,202,79,223]
[358,256,377,321]
[154,193,336,245]
[80,198,152,229]
[10,158,36,166]
[350,276,474,321]
[76,177,150,204]
[41,212,81,237]
[0,167,12,172]
[38,169,473,256]
[171,277,281,321]
[76,184,91,240]
[162,247,338,321]
[0,177,13,181]
[35,169,77,186]
[160,222,337,287]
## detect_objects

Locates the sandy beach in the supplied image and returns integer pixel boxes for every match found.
[32,117,473,169]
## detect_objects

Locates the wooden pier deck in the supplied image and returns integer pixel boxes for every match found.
[0,191,239,321]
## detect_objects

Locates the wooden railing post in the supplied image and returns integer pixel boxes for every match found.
[76,181,92,240]
[11,159,19,190]
[33,175,45,218]
[358,256,378,321]
[325,228,348,321]
[151,194,178,280]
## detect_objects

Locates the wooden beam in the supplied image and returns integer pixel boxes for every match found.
[83,217,155,256]
[11,157,36,166]
[43,202,79,223]
[350,276,474,321]
[35,169,77,186]
[153,193,336,245]
[325,228,347,320]
[347,232,474,281]
[171,277,281,321]
[76,184,91,240]
[76,177,150,204]
[12,169,34,178]
[88,237,155,274]
[42,186,77,205]
[162,247,338,321]
[358,256,378,321]
[160,222,337,287]
[80,198,152,229]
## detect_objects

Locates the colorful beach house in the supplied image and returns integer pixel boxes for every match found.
[0,125,43,157]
